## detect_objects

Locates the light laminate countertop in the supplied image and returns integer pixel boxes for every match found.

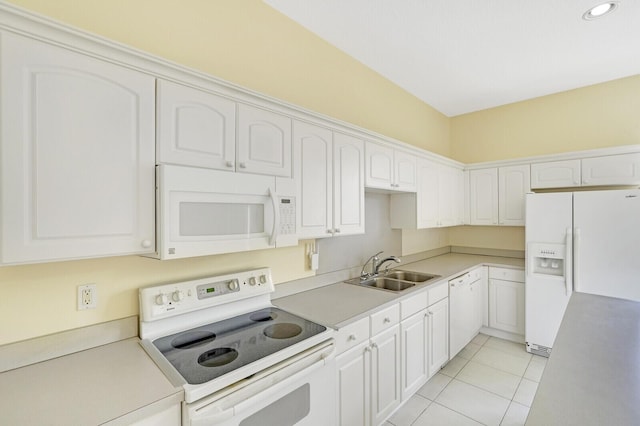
[274,253,524,328]
[0,337,183,425]
[526,292,640,425]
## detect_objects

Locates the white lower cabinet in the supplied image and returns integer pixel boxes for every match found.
[488,267,525,336]
[336,305,401,426]
[128,403,181,426]
[426,298,449,377]
[370,325,402,425]
[400,285,449,403]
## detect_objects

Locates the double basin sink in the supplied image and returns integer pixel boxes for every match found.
[345,270,441,292]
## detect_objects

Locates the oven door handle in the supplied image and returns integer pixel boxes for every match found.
[190,342,334,426]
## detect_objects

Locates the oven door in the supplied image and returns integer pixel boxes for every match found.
[157,164,296,259]
[185,341,336,426]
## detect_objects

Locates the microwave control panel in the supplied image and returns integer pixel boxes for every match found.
[279,197,296,235]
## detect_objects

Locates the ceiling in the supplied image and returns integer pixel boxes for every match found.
[263,0,640,117]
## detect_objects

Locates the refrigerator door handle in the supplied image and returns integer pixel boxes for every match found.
[573,227,581,293]
[565,228,573,296]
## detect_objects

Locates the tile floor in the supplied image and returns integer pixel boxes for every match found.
[384,334,548,426]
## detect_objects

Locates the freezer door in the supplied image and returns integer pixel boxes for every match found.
[525,192,573,244]
[573,189,640,301]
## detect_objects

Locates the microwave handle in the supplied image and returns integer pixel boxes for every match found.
[269,187,279,246]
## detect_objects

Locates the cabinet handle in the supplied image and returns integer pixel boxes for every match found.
[371,343,378,349]
[383,317,391,323]
[226,161,234,168]
[364,346,371,354]
[327,229,334,234]
[239,162,247,168]
[141,240,152,249]
[348,334,357,341]
[334,228,341,234]
[428,311,433,316]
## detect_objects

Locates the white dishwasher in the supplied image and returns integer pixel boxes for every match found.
[449,268,483,358]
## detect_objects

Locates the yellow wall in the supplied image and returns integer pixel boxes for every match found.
[450,75,640,163]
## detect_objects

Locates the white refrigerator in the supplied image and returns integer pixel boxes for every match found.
[525,189,640,356]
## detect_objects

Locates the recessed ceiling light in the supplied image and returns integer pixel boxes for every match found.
[582,2,620,20]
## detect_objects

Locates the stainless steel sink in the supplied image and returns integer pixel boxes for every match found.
[383,270,440,283]
[345,270,441,292]
[359,277,415,292]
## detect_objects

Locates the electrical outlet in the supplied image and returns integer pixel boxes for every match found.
[77,284,97,310]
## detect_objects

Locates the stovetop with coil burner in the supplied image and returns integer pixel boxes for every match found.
[151,307,327,385]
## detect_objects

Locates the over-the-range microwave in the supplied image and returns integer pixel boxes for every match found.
[152,164,297,259]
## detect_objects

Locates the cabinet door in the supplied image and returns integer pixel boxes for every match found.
[371,325,401,426]
[0,32,155,264]
[294,121,333,238]
[498,165,530,226]
[469,168,498,225]
[427,298,449,377]
[400,311,428,400]
[581,153,640,186]
[439,166,460,227]
[156,79,236,170]
[336,344,371,426]
[416,159,440,228]
[489,279,525,335]
[333,133,365,236]
[394,150,417,191]
[530,160,581,189]
[237,104,292,177]
[365,142,394,190]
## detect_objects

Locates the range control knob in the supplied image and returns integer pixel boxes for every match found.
[228,280,239,291]
[155,293,168,306]
[172,290,184,302]
[259,275,267,284]
[249,277,257,286]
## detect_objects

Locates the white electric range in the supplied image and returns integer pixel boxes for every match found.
[139,268,336,425]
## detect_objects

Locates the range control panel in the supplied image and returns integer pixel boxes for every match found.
[139,268,274,322]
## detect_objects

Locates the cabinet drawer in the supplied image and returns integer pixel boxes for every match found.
[489,267,524,282]
[400,292,428,320]
[427,282,448,305]
[370,304,400,335]
[335,317,370,355]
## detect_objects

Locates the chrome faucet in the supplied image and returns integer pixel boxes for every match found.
[374,255,401,275]
[361,251,401,279]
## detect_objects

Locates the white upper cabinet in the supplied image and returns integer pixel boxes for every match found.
[498,165,531,226]
[156,79,236,170]
[469,168,499,225]
[531,154,640,189]
[294,121,364,238]
[157,82,292,178]
[237,103,292,177]
[469,165,530,226]
[531,159,581,189]
[333,133,366,237]
[581,153,640,186]
[390,159,464,229]
[0,32,155,264]
[365,142,416,192]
